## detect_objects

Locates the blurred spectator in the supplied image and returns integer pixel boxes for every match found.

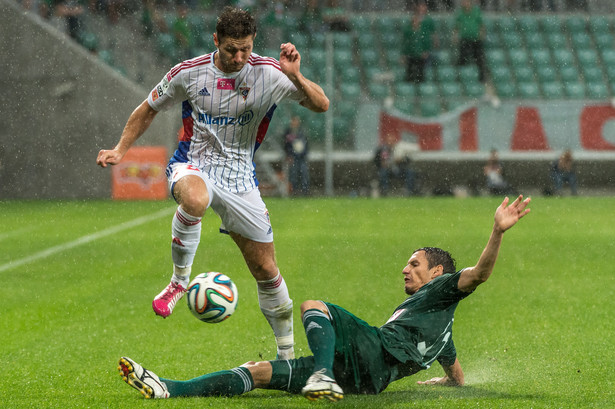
[521,0,555,11]
[299,0,324,34]
[425,0,453,11]
[550,149,578,196]
[172,1,195,59]
[454,0,487,84]
[374,134,418,197]
[282,116,310,196]
[402,1,436,84]
[322,0,350,32]
[484,149,513,195]
[52,0,85,39]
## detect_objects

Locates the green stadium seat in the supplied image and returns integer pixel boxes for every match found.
[360,48,379,66]
[420,100,442,117]
[351,15,371,33]
[564,81,586,98]
[496,16,517,34]
[541,81,564,99]
[586,81,609,99]
[486,49,507,68]
[502,32,523,49]
[601,49,615,65]
[518,81,541,98]
[508,48,530,67]
[485,32,502,49]
[440,81,463,98]
[288,32,310,49]
[395,82,416,98]
[546,32,567,49]
[605,65,615,82]
[436,66,457,82]
[340,66,360,83]
[560,66,581,82]
[458,66,479,85]
[340,83,362,101]
[566,16,587,34]
[553,49,575,68]
[306,48,326,66]
[530,48,552,67]
[536,66,557,82]
[577,49,599,66]
[571,32,592,49]
[525,32,546,50]
[418,82,439,98]
[540,16,562,34]
[368,83,390,100]
[357,32,377,49]
[589,16,611,35]
[582,66,604,83]
[519,16,540,34]
[380,32,398,49]
[514,65,535,82]
[434,49,454,66]
[483,17,497,34]
[492,65,512,82]
[332,32,354,49]
[464,81,485,98]
[593,33,613,51]
[495,81,517,98]
[333,116,352,145]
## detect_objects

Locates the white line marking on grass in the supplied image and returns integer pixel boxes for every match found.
[0,226,37,242]
[0,206,175,273]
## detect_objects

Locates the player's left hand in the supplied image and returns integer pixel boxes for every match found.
[494,195,531,233]
[417,376,449,385]
[279,42,301,78]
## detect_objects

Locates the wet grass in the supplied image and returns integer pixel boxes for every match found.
[1,196,614,408]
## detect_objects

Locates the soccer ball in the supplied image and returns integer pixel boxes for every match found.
[186,272,238,323]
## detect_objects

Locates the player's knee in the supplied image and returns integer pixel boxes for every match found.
[300,300,327,316]
[240,361,272,388]
[175,177,209,216]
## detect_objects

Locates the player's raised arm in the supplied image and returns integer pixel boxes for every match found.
[457,195,531,293]
[96,99,158,167]
[278,42,329,113]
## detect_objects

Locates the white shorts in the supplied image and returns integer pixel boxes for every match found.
[167,163,273,243]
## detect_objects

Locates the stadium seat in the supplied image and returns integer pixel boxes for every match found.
[332,32,354,49]
[340,66,360,83]
[288,32,309,49]
[492,65,512,83]
[586,81,609,99]
[560,66,581,82]
[496,16,517,34]
[519,15,540,34]
[485,32,502,49]
[601,49,615,65]
[564,81,586,98]
[566,16,587,34]
[306,48,326,67]
[495,81,517,98]
[436,66,458,83]
[357,32,377,50]
[459,65,480,84]
[351,15,371,33]
[434,49,454,67]
[582,66,604,83]
[486,49,507,68]
[380,32,398,49]
[605,65,615,82]
[518,81,541,98]
[546,32,567,49]
[536,66,557,82]
[530,48,552,67]
[525,32,546,50]
[589,16,611,35]
[360,48,379,66]
[384,49,402,68]
[464,81,485,98]
[514,65,535,82]
[368,83,390,100]
[577,49,599,66]
[418,82,439,98]
[571,32,592,49]
[593,33,613,51]
[420,100,442,117]
[440,81,463,98]
[502,32,523,49]
[340,83,362,101]
[395,82,416,98]
[540,16,562,34]
[553,49,575,68]
[334,49,353,69]
[541,81,565,99]
[508,48,530,67]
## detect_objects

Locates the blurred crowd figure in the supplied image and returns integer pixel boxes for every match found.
[282,116,311,197]
[402,1,437,84]
[549,149,578,196]
[483,150,515,195]
[374,134,418,197]
[454,0,487,84]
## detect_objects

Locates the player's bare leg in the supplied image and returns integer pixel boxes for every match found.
[153,176,208,318]
[232,233,294,359]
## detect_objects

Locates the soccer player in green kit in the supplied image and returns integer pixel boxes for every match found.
[118,195,531,401]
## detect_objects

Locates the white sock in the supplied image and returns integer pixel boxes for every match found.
[171,206,201,286]
[257,272,294,352]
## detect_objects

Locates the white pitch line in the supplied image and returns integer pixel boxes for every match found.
[0,206,175,274]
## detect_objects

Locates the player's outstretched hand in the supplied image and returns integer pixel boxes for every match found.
[279,42,301,78]
[417,376,459,386]
[96,149,123,168]
[494,195,531,233]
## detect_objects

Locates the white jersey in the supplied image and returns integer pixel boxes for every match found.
[149,51,305,193]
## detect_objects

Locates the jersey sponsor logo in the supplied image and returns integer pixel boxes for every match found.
[198,86,210,96]
[151,89,159,101]
[197,110,254,126]
[217,78,235,90]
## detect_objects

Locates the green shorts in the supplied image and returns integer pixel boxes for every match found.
[269,303,394,395]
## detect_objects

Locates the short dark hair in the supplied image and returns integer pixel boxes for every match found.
[216,6,257,41]
[413,247,457,274]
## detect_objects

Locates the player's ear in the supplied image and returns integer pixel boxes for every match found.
[431,264,444,279]
[213,32,219,48]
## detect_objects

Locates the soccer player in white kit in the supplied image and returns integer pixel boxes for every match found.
[96,6,329,360]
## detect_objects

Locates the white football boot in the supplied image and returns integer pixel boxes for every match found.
[118,357,170,399]
[301,368,344,402]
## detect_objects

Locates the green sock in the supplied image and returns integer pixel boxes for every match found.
[161,367,253,397]
[302,308,336,378]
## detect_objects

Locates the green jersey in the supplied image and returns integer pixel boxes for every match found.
[379,270,471,381]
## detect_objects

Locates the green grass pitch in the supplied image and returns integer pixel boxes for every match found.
[1,197,614,408]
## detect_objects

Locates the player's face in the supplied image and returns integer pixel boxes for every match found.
[214,34,254,73]
[402,251,442,295]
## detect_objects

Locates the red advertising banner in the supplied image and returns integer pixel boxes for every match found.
[111,146,168,200]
